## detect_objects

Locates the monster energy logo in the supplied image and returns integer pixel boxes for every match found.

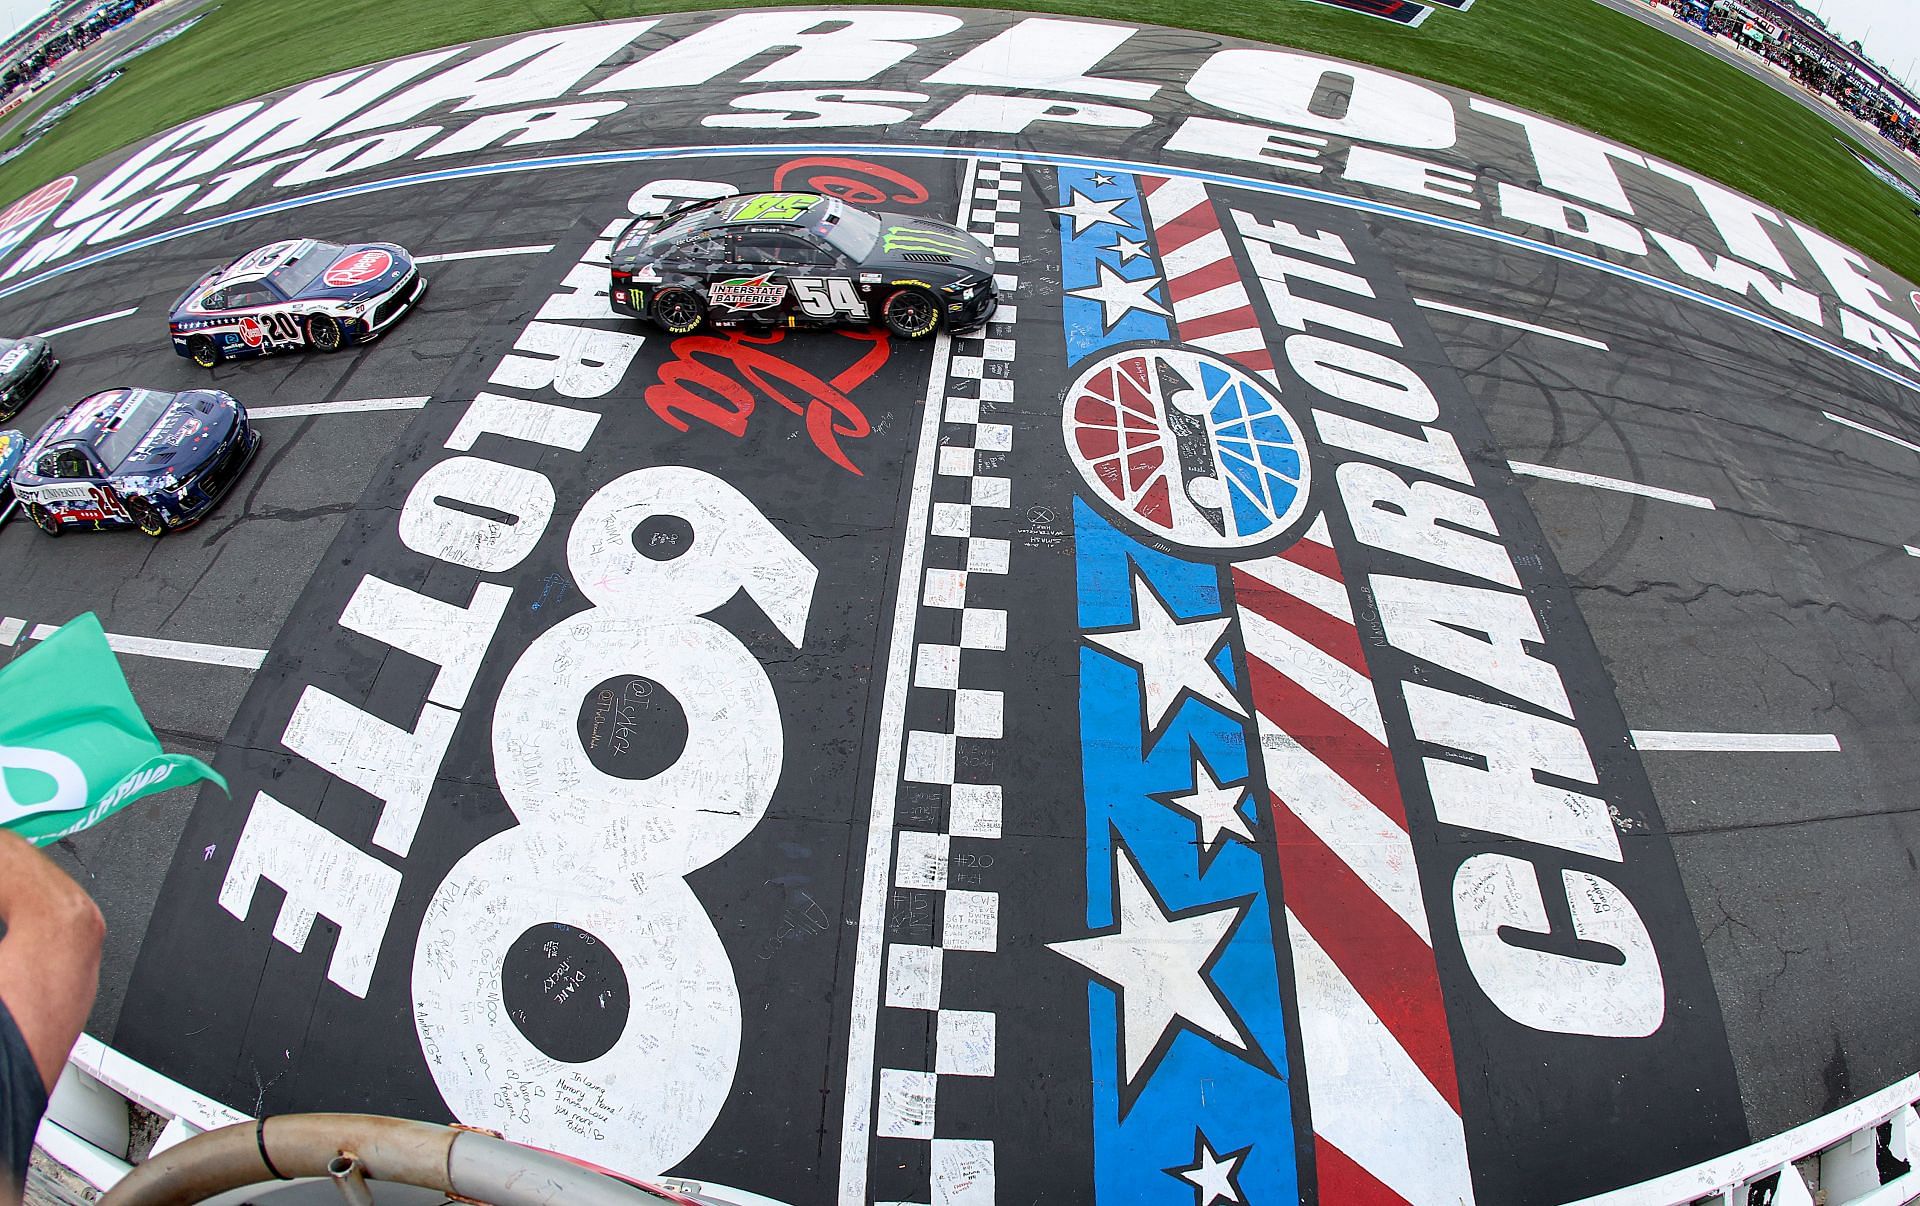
[882,226,972,255]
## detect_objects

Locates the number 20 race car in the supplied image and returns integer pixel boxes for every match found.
[168,238,426,368]
[7,387,260,537]
[609,192,998,339]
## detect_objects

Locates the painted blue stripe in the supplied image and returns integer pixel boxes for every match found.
[3,140,1913,398]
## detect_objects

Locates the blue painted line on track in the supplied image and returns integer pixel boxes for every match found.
[7,139,1917,398]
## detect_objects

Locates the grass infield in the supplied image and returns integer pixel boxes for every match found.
[2,0,1917,284]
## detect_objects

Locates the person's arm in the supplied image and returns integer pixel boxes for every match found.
[0,831,104,1093]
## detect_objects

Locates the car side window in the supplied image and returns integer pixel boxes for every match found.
[666,234,728,267]
[227,283,272,309]
[201,289,228,311]
[736,233,835,268]
[39,447,92,479]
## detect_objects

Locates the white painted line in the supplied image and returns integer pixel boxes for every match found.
[27,624,265,669]
[32,305,138,338]
[412,244,553,265]
[248,396,431,420]
[1507,461,1717,510]
[0,617,23,647]
[1824,410,1920,454]
[839,155,979,1206]
[1631,730,1841,753]
[1414,297,1610,350]
[0,498,14,526]
[1907,546,1920,558]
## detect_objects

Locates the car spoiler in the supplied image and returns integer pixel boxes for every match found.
[168,267,223,316]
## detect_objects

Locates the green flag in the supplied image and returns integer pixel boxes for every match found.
[0,613,226,845]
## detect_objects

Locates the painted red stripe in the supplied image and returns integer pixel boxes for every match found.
[1228,348,1275,374]
[1272,802,1461,1112]
[1232,570,1368,677]
[1165,258,1242,303]
[1140,175,1169,196]
[1152,198,1224,256]
[1315,1136,1411,1206]
[1176,306,1264,343]
[1280,532,1343,584]
[1244,655,1406,830]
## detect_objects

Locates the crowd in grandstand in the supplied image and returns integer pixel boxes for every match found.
[1645,0,1920,159]
[0,0,162,100]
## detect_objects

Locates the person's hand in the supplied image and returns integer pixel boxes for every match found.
[0,831,104,1093]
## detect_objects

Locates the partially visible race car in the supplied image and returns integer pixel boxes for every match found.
[0,334,56,420]
[609,191,998,339]
[8,387,260,537]
[0,428,25,523]
[168,238,426,368]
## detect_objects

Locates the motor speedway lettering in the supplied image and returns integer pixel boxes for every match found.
[4,10,1918,381]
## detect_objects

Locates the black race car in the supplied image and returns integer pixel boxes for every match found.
[0,335,55,421]
[168,238,425,368]
[7,387,259,537]
[609,192,997,339]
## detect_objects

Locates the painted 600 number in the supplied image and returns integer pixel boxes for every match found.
[412,465,817,1174]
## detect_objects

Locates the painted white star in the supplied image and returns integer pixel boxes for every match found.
[1163,754,1254,853]
[1049,843,1251,1084]
[1170,1135,1245,1206]
[1092,172,1117,187]
[1048,188,1133,237]
[1068,262,1171,331]
[1109,233,1150,264]
[1086,571,1245,731]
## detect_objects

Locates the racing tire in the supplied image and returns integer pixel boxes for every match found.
[27,503,59,537]
[651,287,706,335]
[187,336,219,369]
[882,288,940,340]
[126,496,167,539]
[307,313,344,352]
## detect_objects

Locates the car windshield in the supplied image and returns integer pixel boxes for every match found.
[268,241,345,296]
[820,205,882,260]
[93,389,175,469]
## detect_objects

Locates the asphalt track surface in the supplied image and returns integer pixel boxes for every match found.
[1,11,1919,1205]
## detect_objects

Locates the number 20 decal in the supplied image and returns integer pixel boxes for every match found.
[792,277,870,319]
[263,313,304,345]
[413,466,818,1175]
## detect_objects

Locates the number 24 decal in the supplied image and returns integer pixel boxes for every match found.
[791,277,868,319]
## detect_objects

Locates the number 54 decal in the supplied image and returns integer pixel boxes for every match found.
[791,278,869,319]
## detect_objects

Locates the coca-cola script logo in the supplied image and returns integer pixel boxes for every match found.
[323,248,394,288]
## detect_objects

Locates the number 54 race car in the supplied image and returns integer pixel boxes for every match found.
[168,238,426,368]
[7,387,260,537]
[609,192,998,339]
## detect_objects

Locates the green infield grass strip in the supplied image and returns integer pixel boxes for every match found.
[1,0,1917,284]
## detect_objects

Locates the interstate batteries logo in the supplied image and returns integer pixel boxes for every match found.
[710,272,787,311]
[1064,347,1310,550]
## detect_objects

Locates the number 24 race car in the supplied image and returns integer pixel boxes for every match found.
[6,387,259,537]
[168,238,426,368]
[609,192,998,339]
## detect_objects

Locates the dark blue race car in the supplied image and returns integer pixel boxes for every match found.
[7,387,259,537]
[168,238,426,368]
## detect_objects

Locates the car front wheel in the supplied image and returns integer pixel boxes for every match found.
[307,313,343,352]
[882,288,940,339]
[126,496,167,538]
[27,503,59,536]
[187,336,218,369]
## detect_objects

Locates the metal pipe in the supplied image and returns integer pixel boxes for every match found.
[327,1153,374,1206]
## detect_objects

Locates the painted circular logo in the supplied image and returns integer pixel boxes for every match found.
[324,248,393,288]
[237,316,264,347]
[1063,346,1311,550]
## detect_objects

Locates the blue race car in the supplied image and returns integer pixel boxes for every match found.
[0,427,25,523]
[168,238,426,368]
[7,387,259,537]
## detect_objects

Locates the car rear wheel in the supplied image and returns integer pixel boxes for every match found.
[307,313,343,352]
[126,496,167,538]
[27,503,59,536]
[882,288,940,339]
[651,287,705,335]
[187,336,218,369]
